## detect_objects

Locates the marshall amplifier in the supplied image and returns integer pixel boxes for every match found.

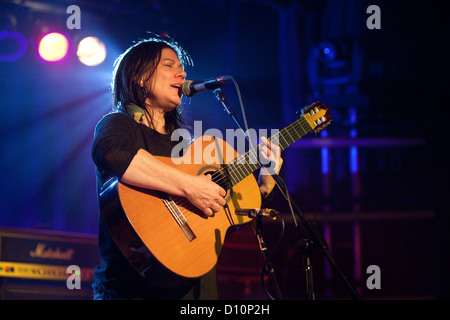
[0,227,100,300]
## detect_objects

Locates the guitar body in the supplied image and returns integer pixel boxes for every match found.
[100,135,261,284]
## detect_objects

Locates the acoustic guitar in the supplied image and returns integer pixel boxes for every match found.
[99,101,332,286]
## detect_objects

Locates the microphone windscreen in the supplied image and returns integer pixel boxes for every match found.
[181,80,194,97]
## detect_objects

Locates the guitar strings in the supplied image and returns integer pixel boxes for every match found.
[162,198,185,226]
[176,116,308,207]
[171,107,328,220]
[206,116,309,187]
[171,117,311,219]
[208,117,307,184]
[176,117,309,211]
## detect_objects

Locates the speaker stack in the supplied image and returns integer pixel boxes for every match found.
[0,227,100,300]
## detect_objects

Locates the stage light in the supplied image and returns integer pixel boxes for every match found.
[317,41,336,62]
[307,40,363,89]
[77,36,106,66]
[38,32,69,62]
[0,30,27,62]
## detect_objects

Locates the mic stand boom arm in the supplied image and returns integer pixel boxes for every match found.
[212,88,361,300]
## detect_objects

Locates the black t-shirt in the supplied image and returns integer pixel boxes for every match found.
[91,112,206,299]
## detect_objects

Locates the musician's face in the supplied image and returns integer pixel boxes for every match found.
[146,48,186,112]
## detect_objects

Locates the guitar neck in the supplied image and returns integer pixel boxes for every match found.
[218,116,312,187]
[272,116,312,152]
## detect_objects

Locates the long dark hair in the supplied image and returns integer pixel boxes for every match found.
[111,36,192,133]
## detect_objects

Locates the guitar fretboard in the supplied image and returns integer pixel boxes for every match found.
[214,116,312,187]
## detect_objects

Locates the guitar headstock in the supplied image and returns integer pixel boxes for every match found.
[298,101,333,134]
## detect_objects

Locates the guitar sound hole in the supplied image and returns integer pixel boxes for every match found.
[204,170,230,194]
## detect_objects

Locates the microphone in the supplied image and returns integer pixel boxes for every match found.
[182,76,233,97]
[235,208,279,220]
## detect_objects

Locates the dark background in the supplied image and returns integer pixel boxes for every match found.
[0,0,448,300]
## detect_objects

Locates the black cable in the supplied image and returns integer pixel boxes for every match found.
[259,211,285,300]
[230,78,249,133]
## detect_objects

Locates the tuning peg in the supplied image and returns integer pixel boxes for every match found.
[296,105,309,116]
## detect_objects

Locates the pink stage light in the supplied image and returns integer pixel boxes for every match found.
[38,32,69,62]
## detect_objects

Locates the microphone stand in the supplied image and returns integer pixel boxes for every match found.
[213,88,282,299]
[212,87,361,300]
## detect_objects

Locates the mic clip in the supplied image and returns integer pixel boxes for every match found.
[235,208,279,220]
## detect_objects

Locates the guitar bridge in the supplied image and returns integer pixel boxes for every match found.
[161,196,196,242]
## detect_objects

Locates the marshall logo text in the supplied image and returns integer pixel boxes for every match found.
[29,243,75,261]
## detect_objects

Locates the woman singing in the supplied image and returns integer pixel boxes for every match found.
[91,35,282,299]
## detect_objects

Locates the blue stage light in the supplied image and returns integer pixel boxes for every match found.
[0,30,27,62]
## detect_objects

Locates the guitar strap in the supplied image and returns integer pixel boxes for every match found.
[126,103,146,124]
